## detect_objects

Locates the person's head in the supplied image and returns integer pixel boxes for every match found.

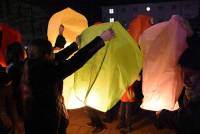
[27,39,53,61]
[59,24,64,35]
[6,42,25,65]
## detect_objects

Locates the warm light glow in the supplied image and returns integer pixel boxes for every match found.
[139,15,188,111]
[55,22,142,112]
[127,15,153,43]
[70,22,142,112]
[140,85,180,111]
[63,74,85,109]
[47,8,88,46]
[64,42,72,48]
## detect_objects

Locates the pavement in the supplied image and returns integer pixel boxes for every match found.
[67,108,176,134]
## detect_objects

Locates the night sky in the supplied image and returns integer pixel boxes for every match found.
[30,0,182,24]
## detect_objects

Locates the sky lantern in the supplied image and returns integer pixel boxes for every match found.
[64,22,142,112]
[139,15,190,111]
[47,8,88,109]
[47,7,88,46]
[128,15,153,43]
[0,24,22,67]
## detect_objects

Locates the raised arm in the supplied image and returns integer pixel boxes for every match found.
[56,29,114,80]
[56,36,104,79]
[54,42,78,62]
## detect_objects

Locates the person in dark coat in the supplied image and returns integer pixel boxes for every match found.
[21,29,114,134]
[0,69,12,134]
[53,35,81,134]
[6,42,25,116]
[156,39,200,134]
[54,24,66,52]
[5,42,25,134]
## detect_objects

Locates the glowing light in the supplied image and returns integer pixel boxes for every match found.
[109,8,114,14]
[127,15,153,43]
[71,22,142,112]
[52,21,142,112]
[64,42,72,48]
[109,18,115,22]
[139,15,188,111]
[146,6,151,12]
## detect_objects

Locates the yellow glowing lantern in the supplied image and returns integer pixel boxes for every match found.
[65,22,142,112]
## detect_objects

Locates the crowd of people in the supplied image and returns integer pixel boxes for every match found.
[0,27,115,134]
[0,14,200,134]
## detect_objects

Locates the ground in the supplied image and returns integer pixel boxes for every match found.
[67,108,176,134]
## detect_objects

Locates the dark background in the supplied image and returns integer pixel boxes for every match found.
[0,0,199,42]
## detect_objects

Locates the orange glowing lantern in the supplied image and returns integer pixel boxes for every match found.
[139,15,190,111]
[47,8,88,46]
[0,24,22,67]
[128,15,153,43]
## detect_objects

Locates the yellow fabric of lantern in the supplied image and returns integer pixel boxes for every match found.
[64,22,142,112]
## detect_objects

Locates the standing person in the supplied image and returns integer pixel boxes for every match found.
[156,44,200,134]
[0,69,12,134]
[54,24,66,52]
[117,74,142,133]
[5,42,25,134]
[6,42,25,116]
[86,107,106,134]
[117,85,134,131]
[53,33,80,134]
[103,102,120,123]
[21,29,114,134]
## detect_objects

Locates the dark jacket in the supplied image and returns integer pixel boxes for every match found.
[23,37,105,134]
[158,101,200,134]
[55,35,66,49]
[157,78,200,134]
[54,40,78,134]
